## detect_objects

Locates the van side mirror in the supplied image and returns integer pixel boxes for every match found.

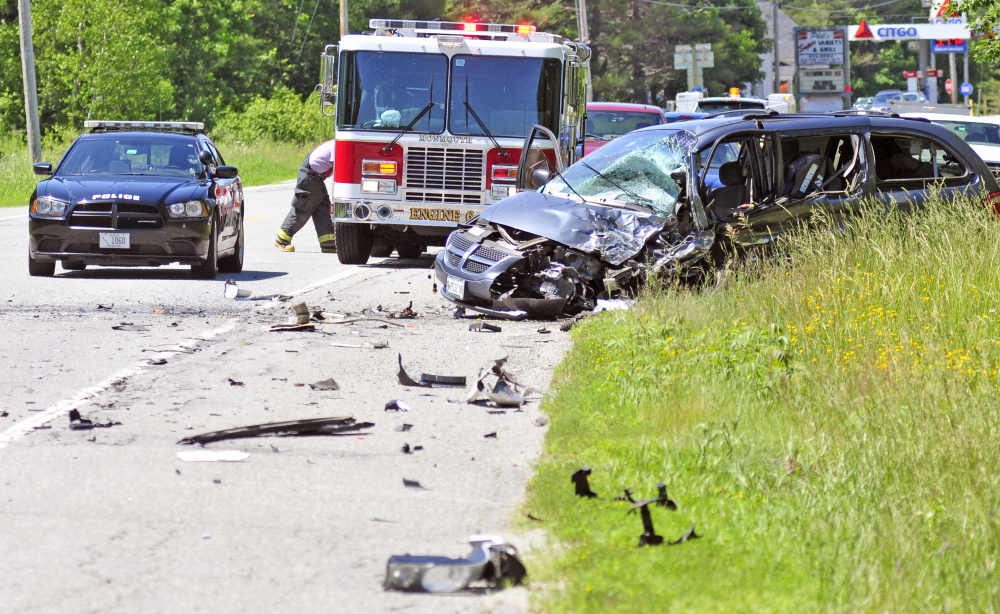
[214,166,239,179]
[531,168,552,189]
[33,162,53,176]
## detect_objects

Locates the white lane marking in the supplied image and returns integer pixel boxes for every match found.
[0,319,239,450]
[257,268,365,309]
[0,212,28,221]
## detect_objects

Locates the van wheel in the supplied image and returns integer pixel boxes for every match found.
[28,255,55,277]
[336,223,373,265]
[396,244,422,259]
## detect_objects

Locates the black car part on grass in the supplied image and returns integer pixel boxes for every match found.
[630,500,664,547]
[177,416,374,445]
[384,536,527,593]
[571,467,598,498]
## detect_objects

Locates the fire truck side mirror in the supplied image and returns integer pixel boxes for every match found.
[320,45,338,117]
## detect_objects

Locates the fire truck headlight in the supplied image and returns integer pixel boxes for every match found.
[490,165,518,181]
[490,185,516,200]
[362,179,397,194]
[362,160,398,175]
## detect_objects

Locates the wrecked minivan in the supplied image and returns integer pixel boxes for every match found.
[435,115,1000,319]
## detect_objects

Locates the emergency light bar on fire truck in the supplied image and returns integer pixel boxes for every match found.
[318,19,590,265]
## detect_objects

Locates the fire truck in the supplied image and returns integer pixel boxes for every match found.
[319,19,590,264]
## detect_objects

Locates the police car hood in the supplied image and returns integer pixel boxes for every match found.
[968,143,1000,165]
[42,175,207,206]
[477,190,666,266]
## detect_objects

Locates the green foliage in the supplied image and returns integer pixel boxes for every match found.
[527,196,1000,611]
[212,139,310,186]
[957,0,1000,62]
[212,87,331,144]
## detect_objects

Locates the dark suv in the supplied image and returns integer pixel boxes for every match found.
[28,121,244,279]
[434,113,1000,319]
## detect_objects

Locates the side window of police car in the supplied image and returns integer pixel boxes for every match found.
[870,133,968,191]
[780,133,863,200]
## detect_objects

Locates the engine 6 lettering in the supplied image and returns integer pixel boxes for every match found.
[410,207,462,222]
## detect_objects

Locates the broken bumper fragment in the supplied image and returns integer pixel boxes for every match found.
[384,535,526,592]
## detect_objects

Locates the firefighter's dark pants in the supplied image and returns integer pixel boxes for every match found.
[277,156,336,250]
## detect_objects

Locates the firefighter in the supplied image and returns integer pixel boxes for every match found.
[274,140,337,253]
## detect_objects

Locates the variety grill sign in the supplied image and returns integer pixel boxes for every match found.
[796,29,846,66]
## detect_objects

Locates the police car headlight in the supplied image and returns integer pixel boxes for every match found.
[167,201,205,218]
[32,196,69,217]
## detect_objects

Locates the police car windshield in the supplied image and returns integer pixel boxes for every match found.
[337,51,448,132]
[449,56,561,138]
[934,120,1000,146]
[58,136,205,178]
[543,129,696,217]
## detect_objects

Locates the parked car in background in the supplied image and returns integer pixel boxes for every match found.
[853,96,874,110]
[900,113,1000,179]
[583,102,666,156]
[435,114,1000,319]
[28,121,244,278]
[902,91,929,103]
[871,89,904,111]
[663,111,706,123]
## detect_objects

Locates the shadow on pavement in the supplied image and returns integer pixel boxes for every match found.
[57,269,288,281]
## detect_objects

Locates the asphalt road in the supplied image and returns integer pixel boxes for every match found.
[0,184,570,613]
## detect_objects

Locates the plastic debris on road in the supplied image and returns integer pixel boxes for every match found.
[384,535,527,593]
[176,450,250,462]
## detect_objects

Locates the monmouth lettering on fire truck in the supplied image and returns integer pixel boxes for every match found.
[318,19,591,264]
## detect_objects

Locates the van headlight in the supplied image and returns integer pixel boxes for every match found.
[167,200,206,218]
[32,196,69,218]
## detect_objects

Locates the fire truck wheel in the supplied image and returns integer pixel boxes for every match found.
[335,222,373,265]
[395,244,423,259]
[371,239,393,258]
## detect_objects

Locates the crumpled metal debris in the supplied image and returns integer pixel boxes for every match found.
[224,280,291,301]
[112,324,150,332]
[467,358,534,407]
[572,467,598,498]
[469,322,501,333]
[385,399,412,412]
[177,416,374,445]
[403,478,425,489]
[401,443,423,454]
[69,409,121,430]
[268,323,316,332]
[397,354,466,388]
[228,378,245,387]
[147,358,168,365]
[308,378,340,391]
[384,535,527,593]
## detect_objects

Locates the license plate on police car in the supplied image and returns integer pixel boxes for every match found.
[99,232,130,249]
[445,275,465,299]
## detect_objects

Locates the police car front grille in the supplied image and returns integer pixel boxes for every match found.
[405,147,485,191]
[404,190,482,204]
[69,202,163,230]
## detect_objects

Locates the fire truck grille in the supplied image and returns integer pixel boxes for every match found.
[404,190,482,204]
[405,147,485,191]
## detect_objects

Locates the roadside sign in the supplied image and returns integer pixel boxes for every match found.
[797,29,846,65]
[933,38,967,52]
[799,68,847,93]
[902,70,918,78]
[960,82,973,96]
[925,68,941,77]
[848,22,969,40]
[945,79,953,94]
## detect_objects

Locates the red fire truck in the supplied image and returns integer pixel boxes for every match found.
[319,19,590,264]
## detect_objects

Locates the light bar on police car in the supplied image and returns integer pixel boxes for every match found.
[369,19,535,34]
[83,120,205,130]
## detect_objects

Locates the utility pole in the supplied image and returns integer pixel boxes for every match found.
[17,0,41,164]
[773,0,780,94]
[948,51,957,104]
[963,49,969,106]
[339,0,348,39]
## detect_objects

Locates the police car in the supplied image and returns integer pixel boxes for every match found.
[28,121,244,278]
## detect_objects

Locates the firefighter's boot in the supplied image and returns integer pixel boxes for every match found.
[319,233,337,254]
[275,230,295,252]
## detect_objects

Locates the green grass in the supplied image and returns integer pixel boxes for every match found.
[0,135,306,207]
[525,196,1000,612]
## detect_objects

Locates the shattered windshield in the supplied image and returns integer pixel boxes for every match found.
[543,129,695,217]
[338,51,447,132]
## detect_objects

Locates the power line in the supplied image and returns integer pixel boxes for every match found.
[779,0,907,12]
[633,0,761,10]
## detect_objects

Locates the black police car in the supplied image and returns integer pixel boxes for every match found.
[435,113,1000,319]
[28,121,244,278]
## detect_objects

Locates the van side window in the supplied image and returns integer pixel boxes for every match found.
[870,134,968,190]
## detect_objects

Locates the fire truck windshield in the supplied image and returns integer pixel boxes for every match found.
[449,56,561,138]
[338,51,448,132]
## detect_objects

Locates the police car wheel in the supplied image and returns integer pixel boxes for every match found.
[191,217,219,279]
[28,255,55,277]
[218,211,244,274]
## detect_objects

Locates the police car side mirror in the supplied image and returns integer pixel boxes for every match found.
[199,150,214,165]
[33,162,53,176]
[214,166,239,179]
[531,168,552,189]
